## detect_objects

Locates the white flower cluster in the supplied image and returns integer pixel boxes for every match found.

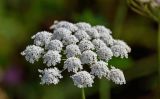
[21,21,131,88]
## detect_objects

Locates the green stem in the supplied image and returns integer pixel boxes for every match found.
[100,79,110,99]
[158,23,160,98]
[81,88,86,99]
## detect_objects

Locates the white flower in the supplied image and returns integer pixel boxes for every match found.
[85,28,100,39]
[71,71,94,88]
[92,39,106,50]
[94,25,112,34]
[38,67,63,85]
[45,40,63,52]
[62,35,79,45]
[31,31,52,46]
[50,21,78,32]
[78,40,95,52]
[43,50,61,67]
[113,40,131,53]
[97,46,113,61]
[111,45,128,58]
[109,66,126,85]
[74,30,91,40]
[65,44,81,58]
[52,27,72,40]
[90,61,110,79]
[64,57,82,73]
[80,50,97,64]
[21,45,44,64]
[76,22,91,30]
[99,33,114,46]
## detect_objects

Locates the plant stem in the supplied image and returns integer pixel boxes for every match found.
[81,88,86,99]
[158,23,160,98]
[100,79,110,99]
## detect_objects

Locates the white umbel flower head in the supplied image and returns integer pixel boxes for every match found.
[85,28,100,39]
[62,35,79,46]
[71,71,94,88]
[38,67,63,85]
[113,40,131,53]
[46,40,63,52]
[64,57,82,73]
[80,50,97,64]
[90,61,110,79]
[94,25,112,34]
[52,27,72,40]
[92,39,107,50]
[97,46,113,61]
[21,45,44,64]
[43,50,61,67]
[65,44,81,58]
[100,33,114,46]
[50,21,78,32]
[109,66,126,85]
[111,45,128,58]
[31,31,52,46]
[78,40,95,52]
[74,30,91,40]
[76,22,91,30]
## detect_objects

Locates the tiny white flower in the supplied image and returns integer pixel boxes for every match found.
[62,35,79,45]
[76,22,91,30]
[94,25,112,34]
[85,28,100,39]
[80,50,97,64]
[50,21,78,32]
[97,46,113,61]
[43,50,61,67]
[31,31,52,46]
[38,67,63,85]
[65,44,81,58]
[52,27,72,40]
[74,30,91,40]
[111,45,128,58]
[21,45,44,64]
[109,66,126,85]
[100,33,114,46]
[64,57,82,73]
[92,39,106,50]
[78,40,95,52]
[46,40,63,52]
[71,71,94,88]
[113,40,131,53]
[90,61,110,79]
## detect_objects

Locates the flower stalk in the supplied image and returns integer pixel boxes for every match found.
[81,88,86,99]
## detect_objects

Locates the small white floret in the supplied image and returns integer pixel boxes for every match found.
[90,61,110,79]
[43,50,61,67]
[52,27,72,40]
[109,66,126,85]
[78,40,95,52]
[80,50,97,64]
[71,71,94,88]
[64,57,82,73]
[74,30,91,40]
[92,39,106,50]
[65,44,81,58]
[21,45,44,64]
[97,46,113,61]
[45,40,63,52]
[31,31,52,46]
[62,35,79,45]
[76,22,91,30]
[38,67,63,85]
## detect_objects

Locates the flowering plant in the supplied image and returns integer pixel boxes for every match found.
[21,20,131,96]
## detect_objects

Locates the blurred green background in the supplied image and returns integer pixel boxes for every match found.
[0,0,159,99]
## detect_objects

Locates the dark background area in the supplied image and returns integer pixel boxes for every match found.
[0,0,158,99]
